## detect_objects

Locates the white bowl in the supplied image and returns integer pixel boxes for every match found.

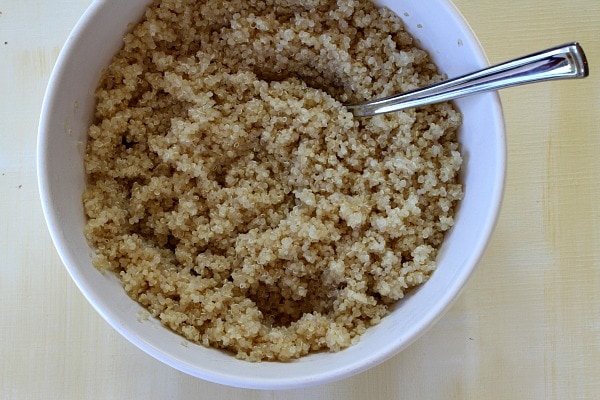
[38,0,505,390]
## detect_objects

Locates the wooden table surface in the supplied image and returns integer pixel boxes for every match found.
[2,1,599,398]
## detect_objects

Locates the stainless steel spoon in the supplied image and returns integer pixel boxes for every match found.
[347,42,589,117]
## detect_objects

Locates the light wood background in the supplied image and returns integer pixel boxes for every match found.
[1,1,599,398]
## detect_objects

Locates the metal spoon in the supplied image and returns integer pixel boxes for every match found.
[346,42,589,117]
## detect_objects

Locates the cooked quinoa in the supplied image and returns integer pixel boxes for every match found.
[83,0,463,361]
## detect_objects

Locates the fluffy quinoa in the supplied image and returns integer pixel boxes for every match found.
[83,0,463,361]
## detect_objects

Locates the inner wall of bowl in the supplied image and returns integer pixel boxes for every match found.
[39,0,504,390]
[38,0,156,330]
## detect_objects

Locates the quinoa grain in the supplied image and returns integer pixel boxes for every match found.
[83,0,463,361]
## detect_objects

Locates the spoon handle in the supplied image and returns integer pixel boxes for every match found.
[347,42,589,117]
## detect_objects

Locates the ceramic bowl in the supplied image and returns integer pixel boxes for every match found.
[38,0,505,389]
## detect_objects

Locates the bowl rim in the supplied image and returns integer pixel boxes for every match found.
[37,0,506,390]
